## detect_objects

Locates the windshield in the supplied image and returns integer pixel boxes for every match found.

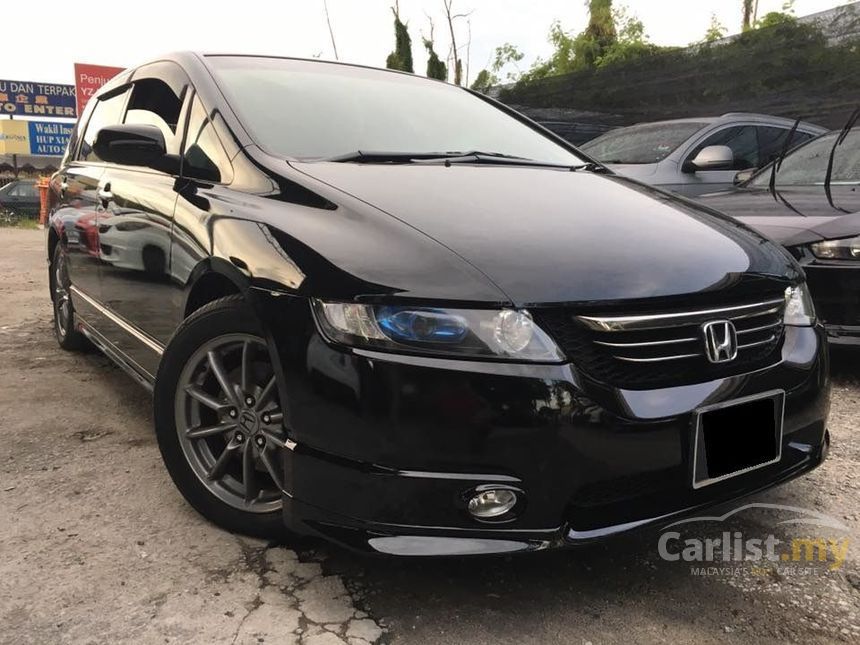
[581,121,706,164]
[748,130,860,187]
[208,56,585,165]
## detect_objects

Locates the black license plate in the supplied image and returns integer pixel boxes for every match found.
[691,390,785,489]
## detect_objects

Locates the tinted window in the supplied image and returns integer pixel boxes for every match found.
[581,122,706,164]
[183,96,232,182]
[750,131,860,186]
[208,56,584,164]
[688,126,758,170]
[9,182,36,197]
[125,77,186,155]
[79,89,130,162]
[757,127,815,167]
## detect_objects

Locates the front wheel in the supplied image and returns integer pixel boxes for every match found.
[154,295,290,539]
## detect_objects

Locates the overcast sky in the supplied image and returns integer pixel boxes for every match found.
[3,0,849,87]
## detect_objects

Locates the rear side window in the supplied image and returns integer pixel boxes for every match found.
[78,89,130,162]
[124,77,186,155]
[688,126,758,170]
[757,127,816,167]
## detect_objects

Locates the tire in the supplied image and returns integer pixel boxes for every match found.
[154,295,290,539]
[50,244,86,351]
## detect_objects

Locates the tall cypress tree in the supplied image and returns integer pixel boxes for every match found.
[424,38,447,80]
[386,6,414,73]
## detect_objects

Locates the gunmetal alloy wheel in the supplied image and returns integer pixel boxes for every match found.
[175,333,288,513]
[53,252,72,339]
[51,245,84,350]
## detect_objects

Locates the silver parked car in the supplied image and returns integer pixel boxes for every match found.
[580,113,826,197]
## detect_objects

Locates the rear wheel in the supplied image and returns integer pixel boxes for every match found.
[50,244,85,351]
[154,296,290,538]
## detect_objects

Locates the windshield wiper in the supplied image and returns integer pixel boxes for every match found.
[768,117,801,202]
[326,149,594,170]
[824,105,860,212]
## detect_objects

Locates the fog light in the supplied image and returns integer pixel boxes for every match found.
[468,489,518,519]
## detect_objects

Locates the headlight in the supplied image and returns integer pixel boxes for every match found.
[311,300,564,362]
[810,235,860,260]
[783,284,815,326]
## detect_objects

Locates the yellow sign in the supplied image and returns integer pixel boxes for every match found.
[0,120,30,155]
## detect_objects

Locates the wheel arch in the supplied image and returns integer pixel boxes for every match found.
[182,259,248,319]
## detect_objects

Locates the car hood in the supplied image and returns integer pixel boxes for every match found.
[700,186,860,247]
[290,162,798,305]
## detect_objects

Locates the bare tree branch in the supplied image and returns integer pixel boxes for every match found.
[322,0,339,60]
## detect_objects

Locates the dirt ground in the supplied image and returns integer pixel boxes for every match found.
[1,227,858,645]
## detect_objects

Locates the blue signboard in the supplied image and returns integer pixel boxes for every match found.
[0,79,77,117]
[27,121,73,156]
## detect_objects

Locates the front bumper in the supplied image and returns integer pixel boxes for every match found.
[278,324,830,556]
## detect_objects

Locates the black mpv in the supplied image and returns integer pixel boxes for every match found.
[47,53,830,556]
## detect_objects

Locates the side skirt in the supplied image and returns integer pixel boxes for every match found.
[77,319,156,392]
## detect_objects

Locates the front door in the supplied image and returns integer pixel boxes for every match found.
[95,64,190,377]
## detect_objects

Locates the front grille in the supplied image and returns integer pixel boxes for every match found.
[535,298,786,389]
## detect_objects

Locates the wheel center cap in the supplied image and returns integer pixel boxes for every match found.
[238,410,258,433]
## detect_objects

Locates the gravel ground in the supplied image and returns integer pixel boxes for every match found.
[1,227,858,645]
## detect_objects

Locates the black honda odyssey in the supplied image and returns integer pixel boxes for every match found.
[47,53,830,556]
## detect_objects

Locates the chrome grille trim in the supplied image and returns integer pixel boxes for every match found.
[736,320,782,335]
[615,352,701,363]
[576,298,785,331]
[594,336,698,348]
[738,334,777,350]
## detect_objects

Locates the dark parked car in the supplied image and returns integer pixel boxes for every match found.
[0,179,40,216]
[48,53,829,556]
[700,127,860,346]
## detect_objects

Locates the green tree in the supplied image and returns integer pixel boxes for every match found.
[703,13,727,43]
[424,38,447,79]
[386,5,414,73]
[575,0,617,68]
[470,69,494,92]
[470,43,525,92]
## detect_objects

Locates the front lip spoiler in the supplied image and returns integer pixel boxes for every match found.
[286,439,826,557]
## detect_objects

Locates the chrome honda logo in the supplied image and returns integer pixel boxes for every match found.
[702,320,738,363]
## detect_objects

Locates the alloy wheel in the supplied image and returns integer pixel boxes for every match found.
[175,334,287,513]
[53,253,72,338]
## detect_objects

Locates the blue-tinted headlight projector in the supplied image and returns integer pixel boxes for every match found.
[375,307,468,343]
[311,300,564,362]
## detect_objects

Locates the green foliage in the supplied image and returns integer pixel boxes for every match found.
[424,38,447,80]
[470,69,495,93]
[519,3,654,83]
[703,13,727,43]
[470,43,525,93]
[386,8,413,73]
[501,15,840,125]
[578,0,617,68]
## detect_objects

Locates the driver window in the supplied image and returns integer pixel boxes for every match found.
[124,71,188,157]
[689,126,759,170]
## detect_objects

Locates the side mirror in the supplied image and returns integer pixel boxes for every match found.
[683,145,735,173]
[733,168,756,186]
[93,124,166,168]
